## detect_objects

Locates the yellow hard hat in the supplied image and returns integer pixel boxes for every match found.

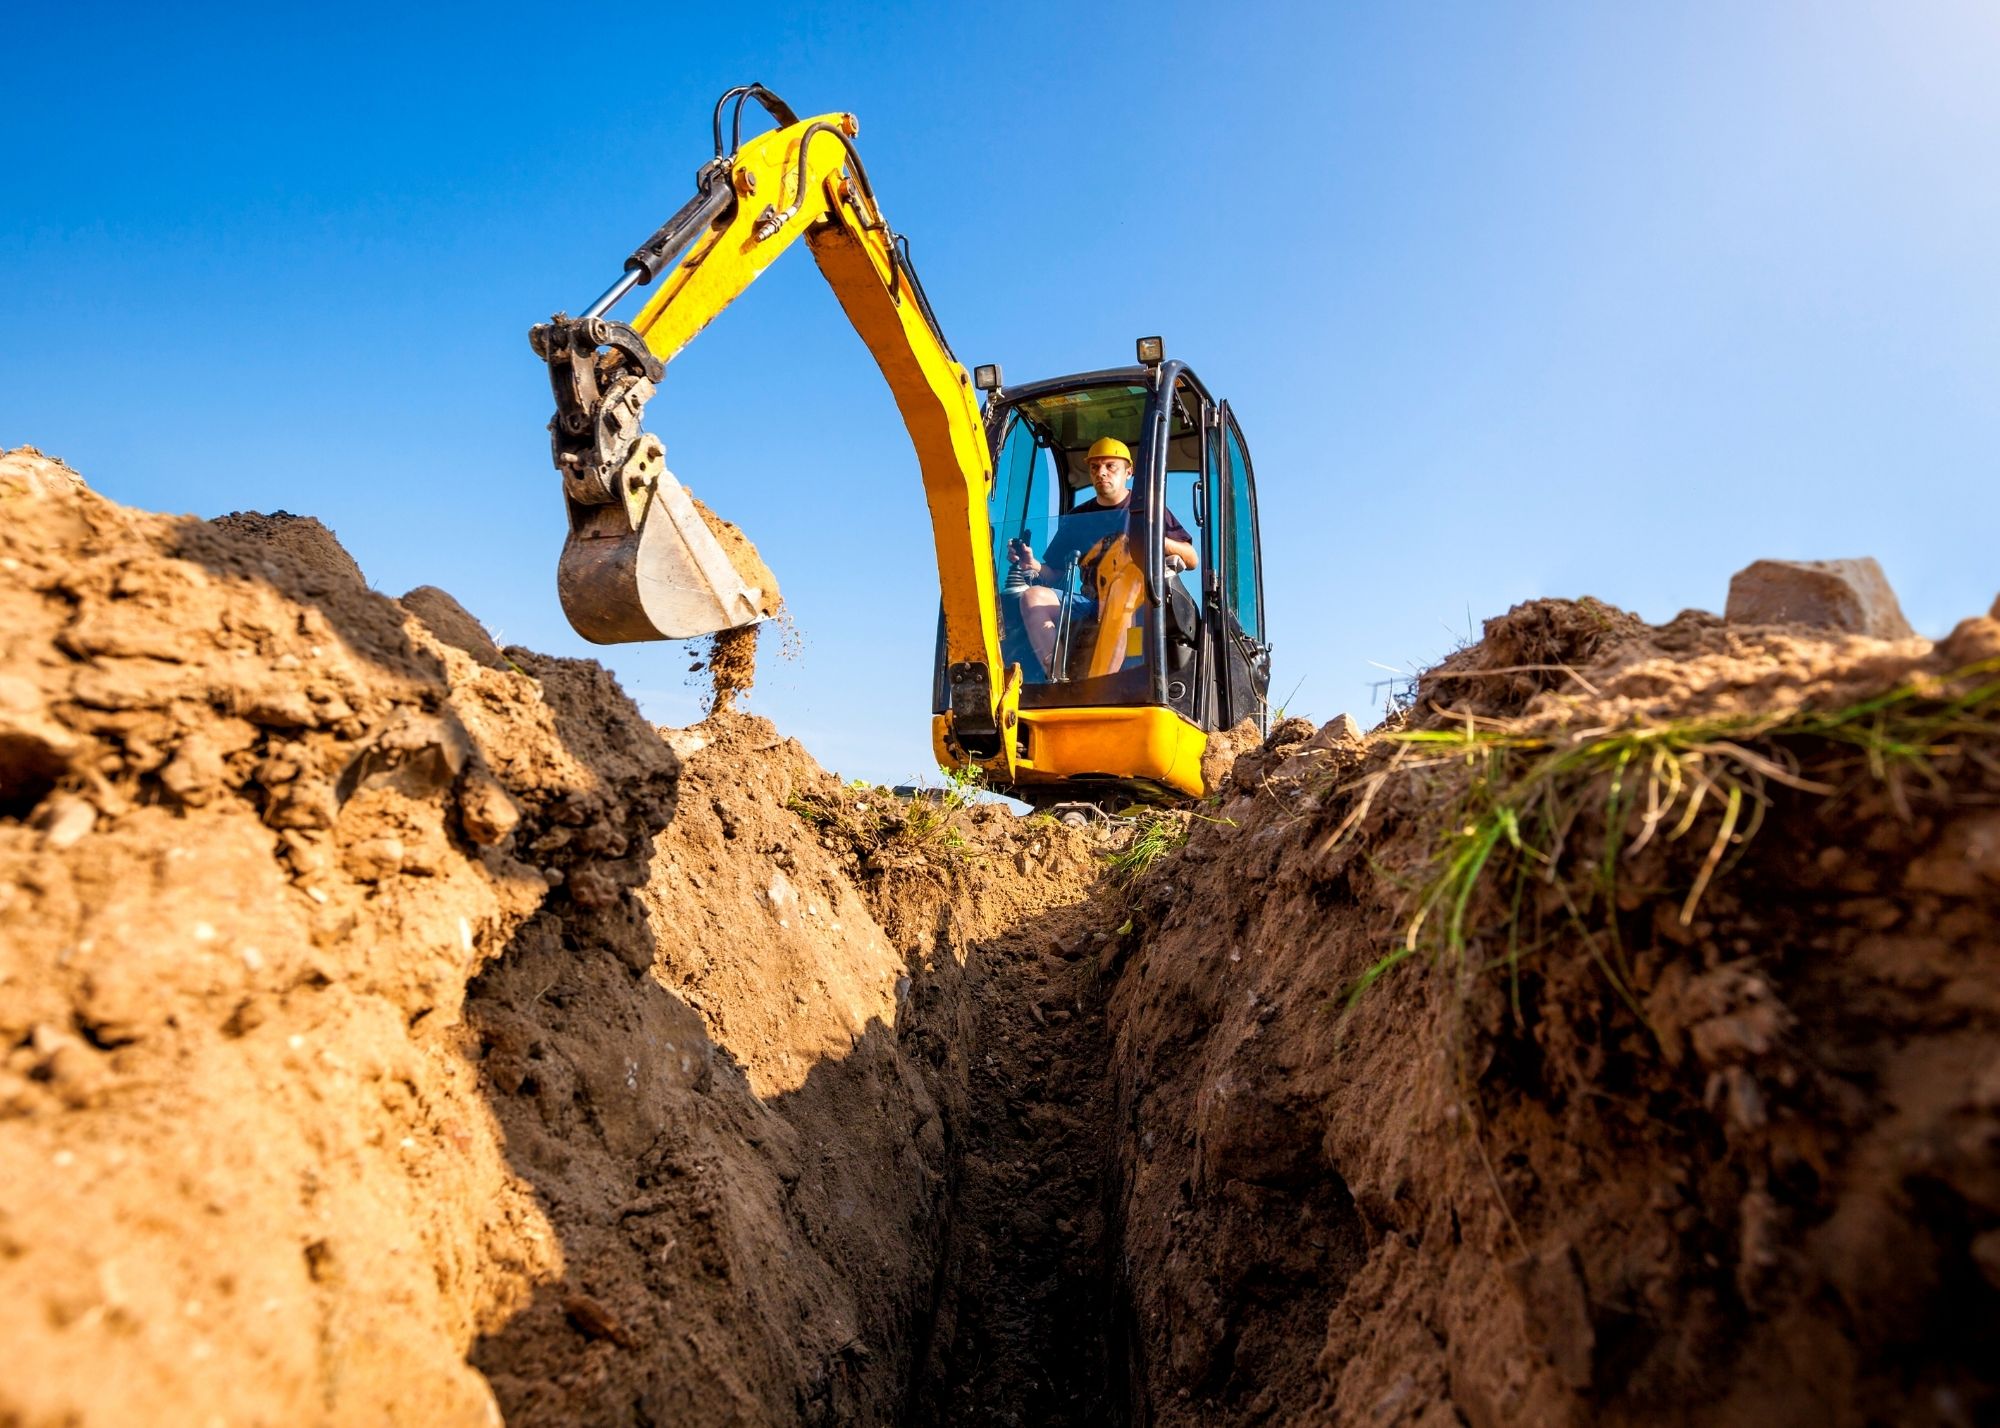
[1087,437,1132,464]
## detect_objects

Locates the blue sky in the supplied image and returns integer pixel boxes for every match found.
[7,2,1997,783]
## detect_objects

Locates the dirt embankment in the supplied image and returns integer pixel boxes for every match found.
[1105,597,2000,1426]
[8,443,1998,1426]
[0,448,1104,1426]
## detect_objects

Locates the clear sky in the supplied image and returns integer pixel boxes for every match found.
[7,2,1997,783]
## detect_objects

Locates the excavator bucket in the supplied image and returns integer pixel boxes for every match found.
[557,467,768,644]
[531,312,773,645]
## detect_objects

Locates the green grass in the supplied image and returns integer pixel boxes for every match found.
[1337,655,2000,1012]
[1103,812,1189,882]
[1102,808,1237,883]
[786,763,984,858]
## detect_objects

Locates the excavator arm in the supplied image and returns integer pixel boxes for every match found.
[530,89,1019,778]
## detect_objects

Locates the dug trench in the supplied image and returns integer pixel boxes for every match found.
[3,445,1997,1426]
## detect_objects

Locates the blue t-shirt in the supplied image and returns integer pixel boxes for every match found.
[1032,499,1191,589]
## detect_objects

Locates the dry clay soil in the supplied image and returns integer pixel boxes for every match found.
[3,445,1998,1426]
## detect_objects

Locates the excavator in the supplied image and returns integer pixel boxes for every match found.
[530,86,1269,806]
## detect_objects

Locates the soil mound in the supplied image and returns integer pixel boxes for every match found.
[209,509,369,592]
[1106,595,2000,1426]
[0,449,1102,1425]
[400,584,508,669]
[10,442,1995,1426]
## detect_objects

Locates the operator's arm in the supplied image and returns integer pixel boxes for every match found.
[1164,509,1198,571]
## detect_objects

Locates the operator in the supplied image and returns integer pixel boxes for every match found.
[1008,437,1198,677]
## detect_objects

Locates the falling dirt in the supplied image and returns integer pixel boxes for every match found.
[5,443,1998,1426]
[681,492,780,709]
[697,624,761,712]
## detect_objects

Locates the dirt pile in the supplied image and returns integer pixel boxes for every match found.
[0,448,1103,1426]
[10,441,1996,1427]
[1103,596,2000,1426]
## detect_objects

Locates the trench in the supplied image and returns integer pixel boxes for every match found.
[900,892,1127,1427]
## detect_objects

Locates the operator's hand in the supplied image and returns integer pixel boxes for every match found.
[1008,538,1040,574]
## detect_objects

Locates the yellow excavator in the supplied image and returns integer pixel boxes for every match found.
[530,86,1269,806]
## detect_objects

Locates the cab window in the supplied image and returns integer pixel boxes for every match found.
[1224,417,1263,643]
[987,382,1150,693]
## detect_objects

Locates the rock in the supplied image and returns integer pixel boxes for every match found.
[337,711,471,803]
[1303,713,1366,752]
[560,1291,634,1347]
[567,864,622,909]
[1275,714,1371,781]
[1973,1229,2000,1293]
[342,836,406,882]
[35,793,97,850]
[1200,718,1261,797]
[458,773,522,846]
[1724,558,1917,640]
[159,731,232,807]
[266,779,336,830]
[237,686,319,729]
[400,586,507,669]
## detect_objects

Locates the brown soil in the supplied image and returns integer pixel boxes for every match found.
[690,493,782,619]
[684,493,779,708]
[6,442,1996,1427]
[400,585,508,670]
[696,624,761,712]
[1108,597,2000,1427]
[0,448,1103,1426]
[208,509,369,592]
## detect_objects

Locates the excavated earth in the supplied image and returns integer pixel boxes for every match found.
[3,445,1997,1426]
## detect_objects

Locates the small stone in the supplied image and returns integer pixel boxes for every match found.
[266,780,335,830]
[458,773,522,846]
[560,1292,634,1347]
[159,734,228,807]
[1302,713,1366,751]
[1972,1229,2000,1293]
[568,864,621,908]
[36,794,97,850]
[342,836,405,882]
[239,687,319,728]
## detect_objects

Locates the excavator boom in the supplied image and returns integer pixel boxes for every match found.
[531,89,1020,778]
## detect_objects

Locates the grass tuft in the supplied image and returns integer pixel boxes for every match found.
[1337,656,2000,1009]
[1103,812,1189,882]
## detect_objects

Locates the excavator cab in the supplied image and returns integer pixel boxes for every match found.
[934,346,1272,804]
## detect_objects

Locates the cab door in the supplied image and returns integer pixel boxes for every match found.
[1216,401,1271,732]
